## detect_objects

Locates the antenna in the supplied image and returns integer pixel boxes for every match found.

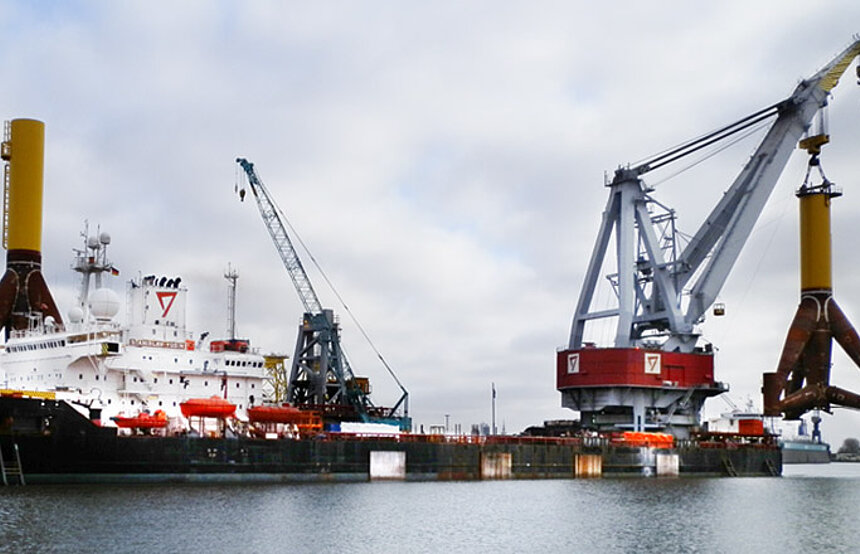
[225,263,239,340]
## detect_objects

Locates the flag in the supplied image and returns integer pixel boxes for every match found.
[110,266,120,276]
[492,382,496,399]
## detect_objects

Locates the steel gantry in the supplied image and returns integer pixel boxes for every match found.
[559,38,860,436]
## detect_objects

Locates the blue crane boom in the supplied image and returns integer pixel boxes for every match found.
[235,158,322,315]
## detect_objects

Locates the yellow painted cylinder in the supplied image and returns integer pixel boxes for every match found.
[5,119,45,252]
[799,191,832,291]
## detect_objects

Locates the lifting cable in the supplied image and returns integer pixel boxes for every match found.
[649,119,772,187]
[633,100,784,175]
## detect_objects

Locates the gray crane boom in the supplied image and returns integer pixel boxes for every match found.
[674,40,860,348]
[570,38,860,352]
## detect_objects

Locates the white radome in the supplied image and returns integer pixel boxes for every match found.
[88,288,120,320]
[68,306,84,324]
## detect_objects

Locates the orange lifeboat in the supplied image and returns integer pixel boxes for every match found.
[248,404,303,424]
[619,431,674,448]
[112,410,168,429]
[180,396,236,418]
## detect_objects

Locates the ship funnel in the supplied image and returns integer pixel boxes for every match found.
[0,118,62,335]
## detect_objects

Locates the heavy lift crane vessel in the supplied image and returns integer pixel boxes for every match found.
[558,38,860,438]
[236,158,410,430]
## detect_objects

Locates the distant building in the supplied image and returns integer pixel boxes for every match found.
[470,423,491,436]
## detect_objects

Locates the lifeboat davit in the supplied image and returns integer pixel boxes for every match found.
[112,410,168,429]
[180,396,236,418]
[248,404,303,424]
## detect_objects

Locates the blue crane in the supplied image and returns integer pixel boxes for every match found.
[236,158,409,429]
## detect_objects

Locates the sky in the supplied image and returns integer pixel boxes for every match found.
[2,1,860,444]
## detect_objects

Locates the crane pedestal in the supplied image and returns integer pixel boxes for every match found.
[557,348,726,438]
[288,309,353,408]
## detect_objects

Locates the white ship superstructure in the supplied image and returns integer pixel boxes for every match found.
[0,227,267,427]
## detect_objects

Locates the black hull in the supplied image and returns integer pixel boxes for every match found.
[0,397,781,483]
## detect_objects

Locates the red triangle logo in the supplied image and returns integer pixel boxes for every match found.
[156,291,178,318]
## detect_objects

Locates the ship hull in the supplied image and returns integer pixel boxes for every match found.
[0,397,781,483]
[781,440,831,464]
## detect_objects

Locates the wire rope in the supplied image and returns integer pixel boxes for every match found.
[649,120,772,187]
[272,202,408,393]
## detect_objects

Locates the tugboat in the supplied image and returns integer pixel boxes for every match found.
[778,413,832,464]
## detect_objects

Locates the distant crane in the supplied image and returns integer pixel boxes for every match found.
[236,158,410,429]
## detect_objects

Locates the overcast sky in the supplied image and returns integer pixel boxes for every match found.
[3,1,860,443]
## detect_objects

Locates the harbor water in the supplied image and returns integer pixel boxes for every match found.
[1,464,858,553]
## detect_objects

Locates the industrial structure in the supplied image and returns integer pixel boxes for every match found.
[0,119,62,336]
[0,116,778,484]
[236,158,410,429]
[763,101,860,419]
[558,39,860,437]
[18,32,860,481]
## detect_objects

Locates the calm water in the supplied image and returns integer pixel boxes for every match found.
[1,464,858,553]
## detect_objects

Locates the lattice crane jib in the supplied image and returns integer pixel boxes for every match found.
[235,158,369,418]
[235,158,323,315]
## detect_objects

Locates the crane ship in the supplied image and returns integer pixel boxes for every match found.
[2,38,860,484]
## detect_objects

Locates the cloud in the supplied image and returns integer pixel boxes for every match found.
[3,1,860,441]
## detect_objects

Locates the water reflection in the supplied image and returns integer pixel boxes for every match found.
[1,465,858,553]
